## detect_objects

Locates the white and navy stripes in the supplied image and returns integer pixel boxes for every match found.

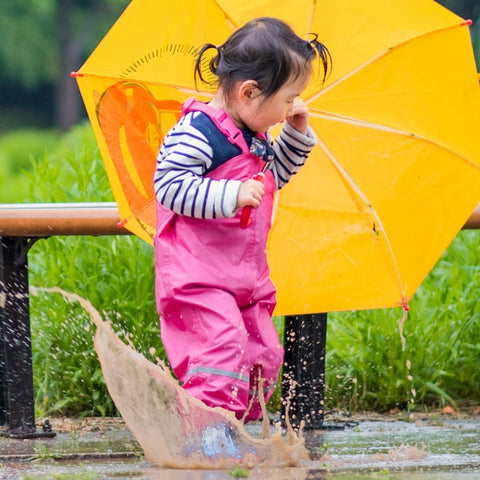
[154,111,317,219]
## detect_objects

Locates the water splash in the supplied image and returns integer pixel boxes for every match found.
[32,287,309,469]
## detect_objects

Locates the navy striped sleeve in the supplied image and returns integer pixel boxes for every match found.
[271,122,318,189]
[154,112,241,219]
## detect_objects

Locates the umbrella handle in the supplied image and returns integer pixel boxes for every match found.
[240,205,253,228]
[240,173,265,229]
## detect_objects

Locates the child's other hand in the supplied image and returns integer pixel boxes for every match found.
[237,178,265,209]
[285,98,309,135]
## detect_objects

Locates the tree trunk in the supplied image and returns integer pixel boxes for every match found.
[56,0,83,132]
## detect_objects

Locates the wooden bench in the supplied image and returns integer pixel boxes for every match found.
[1,202,479,438]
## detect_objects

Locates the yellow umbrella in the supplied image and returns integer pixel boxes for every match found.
[73,0,480,315]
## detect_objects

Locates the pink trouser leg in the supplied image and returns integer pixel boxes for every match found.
[159,286,283,422]
[241,299,284,422]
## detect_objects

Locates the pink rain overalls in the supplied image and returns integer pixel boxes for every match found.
[154,99,283,422]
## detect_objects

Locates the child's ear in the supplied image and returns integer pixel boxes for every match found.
[239,80,260,101]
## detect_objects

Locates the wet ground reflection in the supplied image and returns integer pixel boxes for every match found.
[0,414,479,479]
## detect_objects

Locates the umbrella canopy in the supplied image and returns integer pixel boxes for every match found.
[73,0,480,315]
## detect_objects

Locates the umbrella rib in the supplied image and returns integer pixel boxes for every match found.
[309,110,421,141]
[308,49,388,104]
[314,134,407,303]
[309,110,480,172]
[211,1,239,30]
[306,0,315,36]
[76,71,215,98]
[307,21,471,105]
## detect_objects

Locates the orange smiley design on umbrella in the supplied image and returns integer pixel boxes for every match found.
[94,83,181,241]
[73,0,480,315]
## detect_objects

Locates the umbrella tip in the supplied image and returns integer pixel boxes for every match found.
[402,297,410,312]
[70,71,83,78]
[117,219,128,228]
[461,19,473,26]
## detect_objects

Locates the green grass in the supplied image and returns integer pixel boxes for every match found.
[5,123,161,418]
[18,471,98,480]
[1,124,479,419]
[0,128,61,203]
[326,230,480,412]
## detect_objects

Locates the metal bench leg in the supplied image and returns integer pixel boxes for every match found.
[281,313,327,430]
[0,236,55,438]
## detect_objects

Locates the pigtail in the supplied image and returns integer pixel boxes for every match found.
[193,18,332,98]
[307,34,332,83]
[194,43,223,90]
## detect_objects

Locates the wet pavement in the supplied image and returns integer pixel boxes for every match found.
[0,412,479,479]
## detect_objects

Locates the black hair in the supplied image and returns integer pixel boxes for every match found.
[194,17,331,100]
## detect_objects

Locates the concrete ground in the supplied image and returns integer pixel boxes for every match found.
[0,410,479,479]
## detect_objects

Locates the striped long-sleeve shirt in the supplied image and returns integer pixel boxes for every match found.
[154,110,318,219]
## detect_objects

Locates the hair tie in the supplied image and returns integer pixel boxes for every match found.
[215,44,223,57]
[210,45,223,75]
[304,32,332,82]
[306,33,319,46]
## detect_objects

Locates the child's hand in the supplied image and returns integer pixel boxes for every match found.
[237,178,265,209]
[285,98,309,135]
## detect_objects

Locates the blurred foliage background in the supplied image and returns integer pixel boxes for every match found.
[0,0,129,132]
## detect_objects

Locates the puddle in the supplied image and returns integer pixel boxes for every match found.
[316,418,480,474]
[1,417,479,479]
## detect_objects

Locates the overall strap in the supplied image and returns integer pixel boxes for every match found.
[182,98,254,153]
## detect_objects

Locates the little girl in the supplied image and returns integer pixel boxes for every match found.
[154,17,331,423]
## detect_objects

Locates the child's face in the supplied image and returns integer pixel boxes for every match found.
[242,71,311,132]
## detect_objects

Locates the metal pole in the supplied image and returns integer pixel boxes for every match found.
[281,313,327,430]
[0,236,35,433]
[0,236,54,438]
